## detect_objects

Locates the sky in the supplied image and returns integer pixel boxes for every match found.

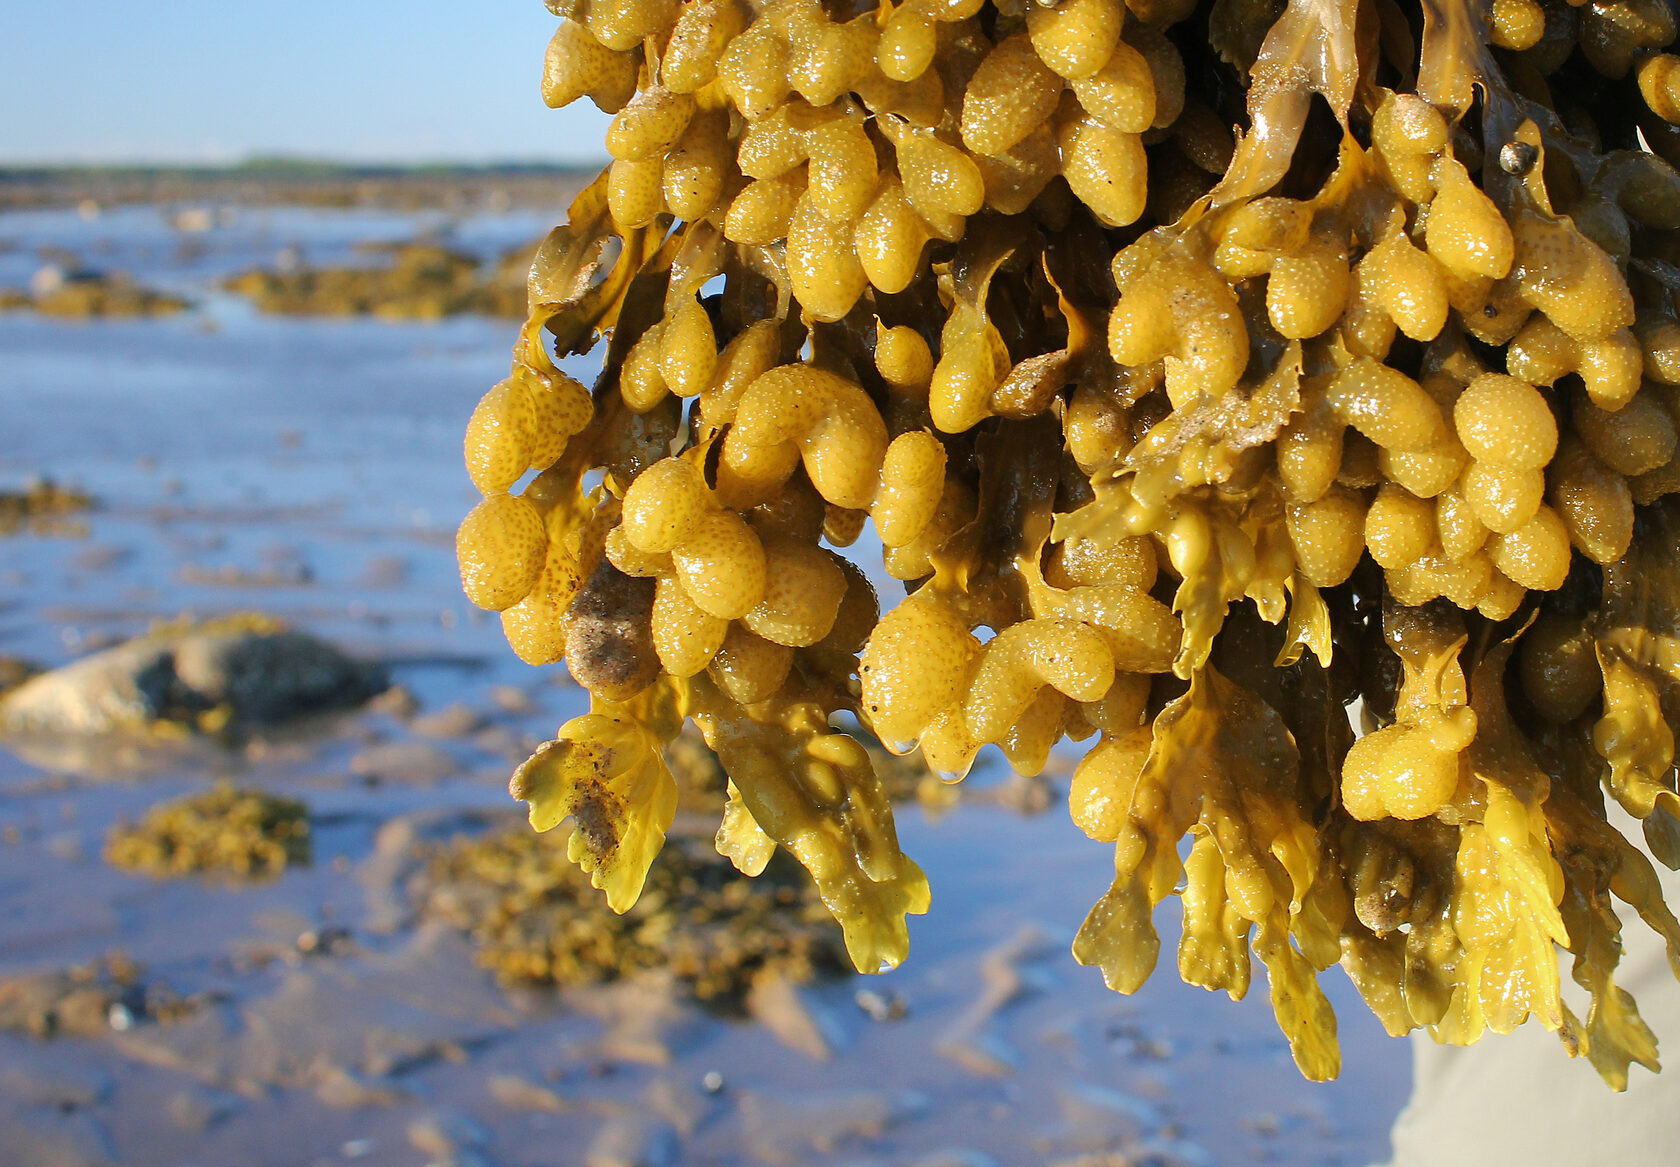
[2,1,613,165]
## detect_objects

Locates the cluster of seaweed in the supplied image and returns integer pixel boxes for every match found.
[224,243,532,319]
[456,0,1680,1083]
[0,479,94,536]
[422,822,849,1002]
[104,783,311,880]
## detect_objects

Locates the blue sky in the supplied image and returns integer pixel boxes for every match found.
[3,1,612,164]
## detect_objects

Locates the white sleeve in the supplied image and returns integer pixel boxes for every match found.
[1378,813,1680,1167]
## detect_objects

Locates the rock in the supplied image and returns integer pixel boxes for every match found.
[585,1111,680,1167]
[0,620,386,736]
[410,702,485,738]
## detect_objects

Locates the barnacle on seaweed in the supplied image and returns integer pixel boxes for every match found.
[459,0,1680,1085]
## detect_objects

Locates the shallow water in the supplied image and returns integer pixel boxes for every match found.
[0,204,1409,1167]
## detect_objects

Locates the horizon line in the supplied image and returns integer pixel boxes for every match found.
[0,153,611,174]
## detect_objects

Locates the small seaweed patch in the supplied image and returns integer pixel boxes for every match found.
[0,274,190,318]
[0,478,94,536]
[419,824,851,1007]
[224,242,528,319]
[105,782,311,880]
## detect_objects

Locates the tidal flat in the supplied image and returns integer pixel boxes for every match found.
[0,196,1408,1167]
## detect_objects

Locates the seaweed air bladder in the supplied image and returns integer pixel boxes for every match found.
[458,0,1680,1087]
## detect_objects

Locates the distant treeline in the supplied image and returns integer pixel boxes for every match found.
[0,159,602,212]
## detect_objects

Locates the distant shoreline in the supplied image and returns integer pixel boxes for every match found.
[0,160,604,212]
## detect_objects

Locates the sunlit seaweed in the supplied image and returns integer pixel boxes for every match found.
[458,0,1680,1084]
[104,782,311,880]
[224,243,533,319]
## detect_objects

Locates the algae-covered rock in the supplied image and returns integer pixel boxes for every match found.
[0,479,93,536]
[0,615,388,737]
[0,267,190,318]
[224,242,528,320]
[105,782,310,880]
[419,824,849,1005]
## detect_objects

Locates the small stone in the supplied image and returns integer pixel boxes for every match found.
[700,1071,724,1094]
